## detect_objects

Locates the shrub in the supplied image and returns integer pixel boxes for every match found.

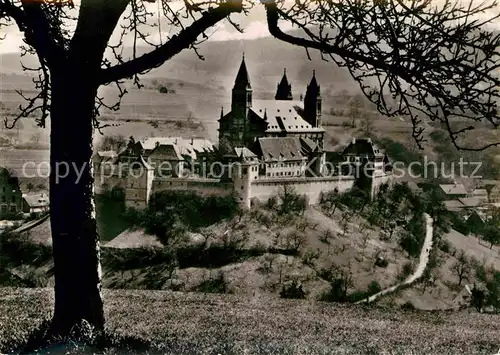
[197,272,227,294]
[134,191,240,243]
[266,196,278,210]
[280,280,306,299]
[397,262,413,282]
[438,239,451,253]
[367,280,382,294]
[401,301,416,310]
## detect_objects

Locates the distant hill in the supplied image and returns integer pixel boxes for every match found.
[0,34,359,96]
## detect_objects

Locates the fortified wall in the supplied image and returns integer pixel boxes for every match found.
[152,178,234,198]
[244,176,355,208]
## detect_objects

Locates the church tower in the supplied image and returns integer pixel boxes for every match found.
[275,68,293,100]
[304,70,322,127]
[231,54,252,120]
[230,54,253,146]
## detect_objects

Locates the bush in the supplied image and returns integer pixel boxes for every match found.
[397,262,413,282]
[266,196,278,210]
[197,272,227,294]
[401,301,416,310]
[398,215,426,257]
[367,280,382,294]
[280,280,306,299]
[132,191,240,244]
[438,239,451,254]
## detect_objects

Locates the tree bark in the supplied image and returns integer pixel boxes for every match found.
[49,64,103,336]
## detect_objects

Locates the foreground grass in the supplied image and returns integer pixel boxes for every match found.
[0,288,499,354]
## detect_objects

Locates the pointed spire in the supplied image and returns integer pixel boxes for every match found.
[308,70,319,89]
[220,106,224,119]
[264,108,268,121]
[234,53,251,88]
[275,68,293,100]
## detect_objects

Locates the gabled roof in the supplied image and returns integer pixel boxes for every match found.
[439,184,467,196]
[139,137,215,160]
[255,137,306,161]
[128,155,153,170]
[471,188,488,197]
[148,144,183,161]
[444,200,465,212]
[234,147,257,160]
[300,137,318,153]
[23,193,49,208]
[458,197,482,208]
[94,150,117,163]
[250,100,324,134]
[466,210,486,223]
[342,138,385,157]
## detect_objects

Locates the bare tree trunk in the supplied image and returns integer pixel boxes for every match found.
[49,65,103,336]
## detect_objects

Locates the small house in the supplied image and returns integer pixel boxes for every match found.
[22,192,49,216]
[439,183,467,199]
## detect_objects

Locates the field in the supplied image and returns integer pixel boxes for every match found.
[0,287,499,354]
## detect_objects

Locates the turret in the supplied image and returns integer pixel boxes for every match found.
[304,70,322,127]
[275,68,293,100]
[231,53,252,115]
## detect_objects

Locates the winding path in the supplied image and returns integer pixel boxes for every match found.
[355,213,434,304]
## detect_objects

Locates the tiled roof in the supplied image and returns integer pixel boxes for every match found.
[94,151,117,163]
[148,144,183,161]
[439,184,467,195]
[256,137,306,161]
[444,200,465,211]
[342,138,385,157]
[127,155,153,170]
[466,211,486,223]
[140,137,215,160]
[250,100,324,133]
[458,197,482,208]
[472,189,488,196]
[300,137,318,153]
[234,147,257,160]
[23,193,49,208]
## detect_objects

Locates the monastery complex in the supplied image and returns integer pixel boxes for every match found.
[93,56,393,209]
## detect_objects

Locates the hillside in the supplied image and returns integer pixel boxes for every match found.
[1,287,499,354]
[2,32,499,171]
[4,185,500,312]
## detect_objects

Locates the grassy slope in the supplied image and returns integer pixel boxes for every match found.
[6,201,498,310]
[1,287,499,354]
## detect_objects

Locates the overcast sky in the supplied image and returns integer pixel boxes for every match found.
[0,0,499,54]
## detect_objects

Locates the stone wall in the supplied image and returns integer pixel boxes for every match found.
[370,172,393,198]
[248,176,356,205]
[152,178,234,197]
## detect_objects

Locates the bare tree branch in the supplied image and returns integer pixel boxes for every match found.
[264,0,500,150]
